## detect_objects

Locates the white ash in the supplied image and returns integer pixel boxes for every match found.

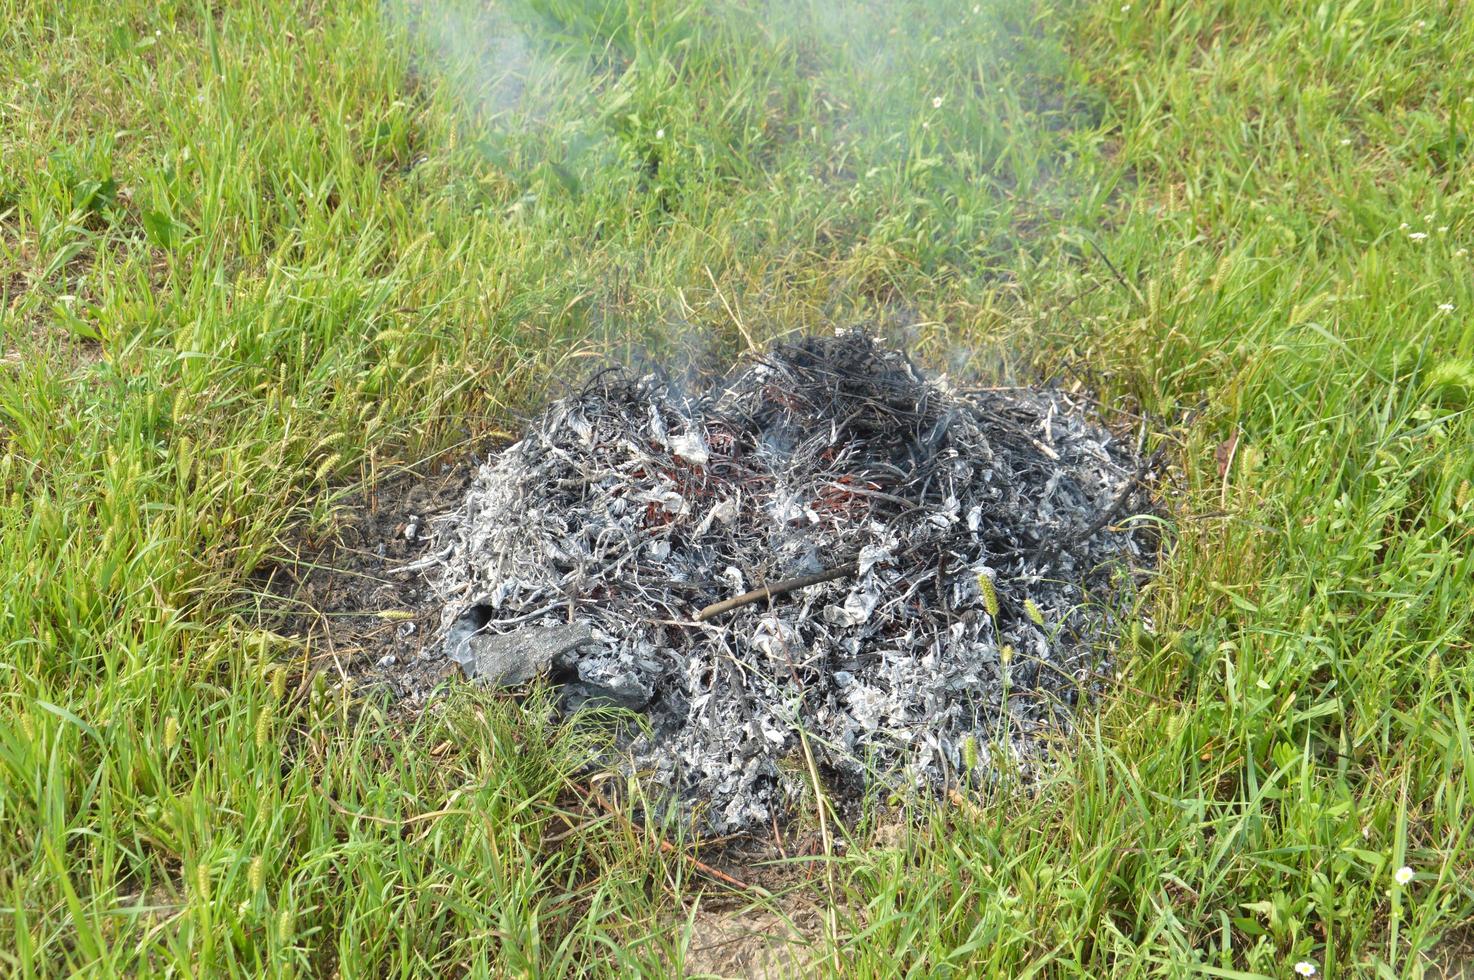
[427,333,1153,833]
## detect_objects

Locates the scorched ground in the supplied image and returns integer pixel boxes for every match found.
[423,333,1155,833]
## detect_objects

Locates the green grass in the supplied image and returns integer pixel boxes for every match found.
[2,0,1471,974]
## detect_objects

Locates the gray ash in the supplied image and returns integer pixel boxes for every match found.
[425,332,1154,833]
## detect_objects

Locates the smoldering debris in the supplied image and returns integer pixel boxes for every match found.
[424,332,1155,833]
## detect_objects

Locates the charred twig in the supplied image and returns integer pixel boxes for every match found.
[694,563,858,622]
[694,525,991,622]
[937,550,952,621]
[694,517,1026,623]
[1037,453,1158,568]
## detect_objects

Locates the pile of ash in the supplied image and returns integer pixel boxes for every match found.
[423,332,1154,832]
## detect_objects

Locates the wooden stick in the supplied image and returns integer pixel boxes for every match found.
[693,524,1007,623]
[693,526,993,622]
[694,562,858,622]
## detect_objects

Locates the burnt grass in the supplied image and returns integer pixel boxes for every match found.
[251,463,475,717]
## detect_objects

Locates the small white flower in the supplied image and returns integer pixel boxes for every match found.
[1457,248,1469,257]
[1439,303,1455,312]
[1400,222,1410,230]
[1340,138,1352,145]
[932,96,944,109]
[1437,226,1449,233]
[1121,3,1131,10]
[1394,865,1414,885]
[155,29,162,36]
[655,128,664,139]
[972,4,980,13]
[1294,962,1317,977]
[1423,213,1435,222]
[1409,232,1429,241]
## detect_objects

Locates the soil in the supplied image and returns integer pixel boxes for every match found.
[252,460,478,713]
[680,904,820,979]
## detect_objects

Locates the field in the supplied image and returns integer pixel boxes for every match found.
[2,0,1472,975]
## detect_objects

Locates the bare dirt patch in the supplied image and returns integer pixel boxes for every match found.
[679,903,821,979]
[252,461,477,712]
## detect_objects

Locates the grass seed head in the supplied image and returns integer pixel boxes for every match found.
[1024,598,1044,626]
[255,705,273,749]
[1425,357,1474,407]
[977,570,999,619]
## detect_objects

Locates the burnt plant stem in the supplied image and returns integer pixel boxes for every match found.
[1037,454,1157,569]
[695,526,1009,622]
[694,563,859,622]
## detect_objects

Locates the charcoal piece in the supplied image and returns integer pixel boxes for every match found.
[561,671,655,711]
[448,620,597,687]
[560,645,659,710]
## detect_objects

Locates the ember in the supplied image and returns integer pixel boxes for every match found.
[425,332,1154,832]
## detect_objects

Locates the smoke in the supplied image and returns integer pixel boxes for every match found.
[389,0,1079,380]
[401,3,561,125]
